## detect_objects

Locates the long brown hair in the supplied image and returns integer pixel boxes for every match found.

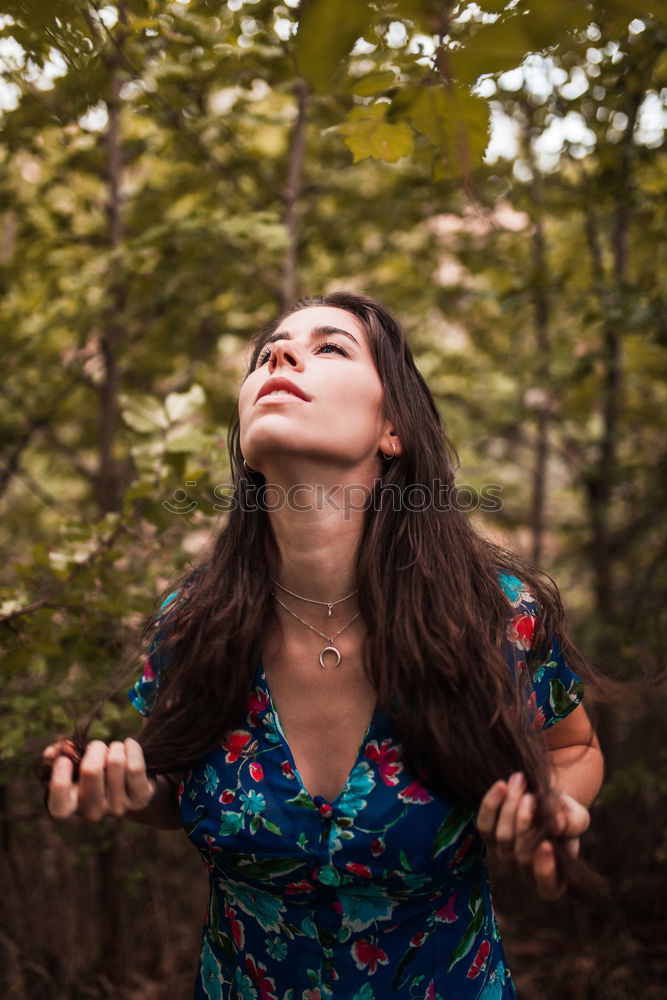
[137,291,603,893]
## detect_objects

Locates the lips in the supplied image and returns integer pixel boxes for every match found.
[255,377,311,403]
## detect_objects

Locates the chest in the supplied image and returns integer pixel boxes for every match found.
[179,665,480,891]
[263,651,377,803]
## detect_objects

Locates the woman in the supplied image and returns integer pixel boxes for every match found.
[44,291,604,1000]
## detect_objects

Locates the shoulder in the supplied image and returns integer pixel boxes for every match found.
[128,589,182,718]
[495,571,543,652]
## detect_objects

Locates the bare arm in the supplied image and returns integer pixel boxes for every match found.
[476,704,604,899]
[544,704,604,807]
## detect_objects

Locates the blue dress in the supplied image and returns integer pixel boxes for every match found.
[129,573,584,1000]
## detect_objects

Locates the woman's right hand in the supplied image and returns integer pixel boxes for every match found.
[43,738,156,821]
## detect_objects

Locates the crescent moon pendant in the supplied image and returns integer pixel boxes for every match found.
[319,645,341,668]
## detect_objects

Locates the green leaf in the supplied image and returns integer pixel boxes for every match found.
[295,0,373,92]
[164,383,205,423]
[402,85,490,172]
[338,103,413,163]
[449,15,531,86]
[120,393,169,434]
[351,70,397,97]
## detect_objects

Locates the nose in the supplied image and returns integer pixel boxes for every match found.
[268,339,305,372]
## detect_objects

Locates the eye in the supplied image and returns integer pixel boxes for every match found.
[255,340,347,367]
[316,341,347,356]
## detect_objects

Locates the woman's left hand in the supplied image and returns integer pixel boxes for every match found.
[475,771,590,899]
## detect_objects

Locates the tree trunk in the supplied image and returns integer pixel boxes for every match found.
[280,80,308,310]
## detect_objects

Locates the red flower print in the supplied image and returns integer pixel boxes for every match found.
[142,656,155,680]
[280,760,295,779]
[434,893,458,923]
[410,931,427,947]
[249,762,264,782]
[318,801,333,819]
[220,789,235,804]
[398,781,433,804]
[371,838,385,856]
[285,880,314,895]
[351,939,389,974]
[526,691,546,730]
[506,613,536,651]
[364,738,403,786]
[467,940,491,979]
[345,862,372,878]
[303,990,322,1000]
[246,687,270,725]
[449,834,476,867]
[221,730,255,763]
[245,955,278,1000]
[223,900,245,950]
[177,781,184,801]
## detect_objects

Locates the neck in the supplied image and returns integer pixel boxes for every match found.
[261,461,377,604]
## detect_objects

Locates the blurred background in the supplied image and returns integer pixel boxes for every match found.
[0,1,665,997]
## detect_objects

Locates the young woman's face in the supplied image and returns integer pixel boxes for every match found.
[238,305,389,477]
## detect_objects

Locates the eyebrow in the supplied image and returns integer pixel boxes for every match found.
[260,325,361,350]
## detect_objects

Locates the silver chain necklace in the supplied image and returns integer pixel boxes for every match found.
[272,579,358,618]
[272,591,360,668]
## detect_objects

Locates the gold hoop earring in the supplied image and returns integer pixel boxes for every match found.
[381,440,397,461]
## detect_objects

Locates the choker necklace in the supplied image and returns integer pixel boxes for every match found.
[272,579,358,618]
[272,591,360,668]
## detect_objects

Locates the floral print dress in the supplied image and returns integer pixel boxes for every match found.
[129,573,584,1000]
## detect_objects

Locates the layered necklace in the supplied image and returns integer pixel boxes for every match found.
[271,580,360,668]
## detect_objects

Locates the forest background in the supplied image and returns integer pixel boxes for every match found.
[0,1,665,998]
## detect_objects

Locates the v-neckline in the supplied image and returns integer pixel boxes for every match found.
[257,659,377,808]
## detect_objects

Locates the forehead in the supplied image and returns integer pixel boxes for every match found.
[275,305,366,341]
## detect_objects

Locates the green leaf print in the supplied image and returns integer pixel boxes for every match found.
[286,789,318,810]
[227,854,305,879]
[183,805,208,835]
[391,945,421,991]
[549,677,584,717]
[447,904,484,971]
[432,806,473,859]
[262,818,282,835]
[353,984,376,1000]
[399,849,412,871]
[212,927,236,963]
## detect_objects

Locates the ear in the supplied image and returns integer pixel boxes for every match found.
[379,428,402,459]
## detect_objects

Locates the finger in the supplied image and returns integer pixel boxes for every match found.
[124,738,155,810]
[563,836,580,859]
[514,793,536,867]
[556,796,590,838]
[495,772,526,856]
[42,738,76,762]
[47,754,79,819]
[105,741,130,816]
[77,741,109,821]
[533,841,565,900]
[476,781,508,843]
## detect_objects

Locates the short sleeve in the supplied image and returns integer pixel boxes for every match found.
[497,572,584,732]
[128,591,179,719]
